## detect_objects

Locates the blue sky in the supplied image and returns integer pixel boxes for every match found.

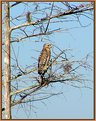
[2,2,93,119]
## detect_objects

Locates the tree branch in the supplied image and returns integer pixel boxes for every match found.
[10,3,93,32]
[2,81,48,111]
[10,2,22,8]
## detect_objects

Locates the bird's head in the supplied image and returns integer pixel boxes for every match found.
[43,44,52,49]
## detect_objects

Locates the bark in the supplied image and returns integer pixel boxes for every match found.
[4,2,11,119]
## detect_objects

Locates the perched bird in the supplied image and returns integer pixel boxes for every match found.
[26,11,31,23]
[38,44,51,84]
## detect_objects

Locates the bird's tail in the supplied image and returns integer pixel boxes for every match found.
[40,74,44,85]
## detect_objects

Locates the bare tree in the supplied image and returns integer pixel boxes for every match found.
[4,2,11,119]
[2,2,93,119]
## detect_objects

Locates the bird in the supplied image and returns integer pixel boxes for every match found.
[26,11,31,23]
[38,44,51,84]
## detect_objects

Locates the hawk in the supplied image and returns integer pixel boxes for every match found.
[38,44,51,84]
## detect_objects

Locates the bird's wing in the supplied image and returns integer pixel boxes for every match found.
[38,49,49,74]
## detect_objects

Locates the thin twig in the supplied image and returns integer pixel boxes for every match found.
[45,2,54,33]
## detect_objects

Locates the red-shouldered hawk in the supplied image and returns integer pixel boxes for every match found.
[38,44,51,84]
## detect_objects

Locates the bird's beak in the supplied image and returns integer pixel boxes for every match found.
[49,45,52,48]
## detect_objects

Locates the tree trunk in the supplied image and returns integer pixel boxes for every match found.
[4,2,11,119]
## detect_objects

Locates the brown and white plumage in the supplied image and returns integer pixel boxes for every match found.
[38,44,51,83]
